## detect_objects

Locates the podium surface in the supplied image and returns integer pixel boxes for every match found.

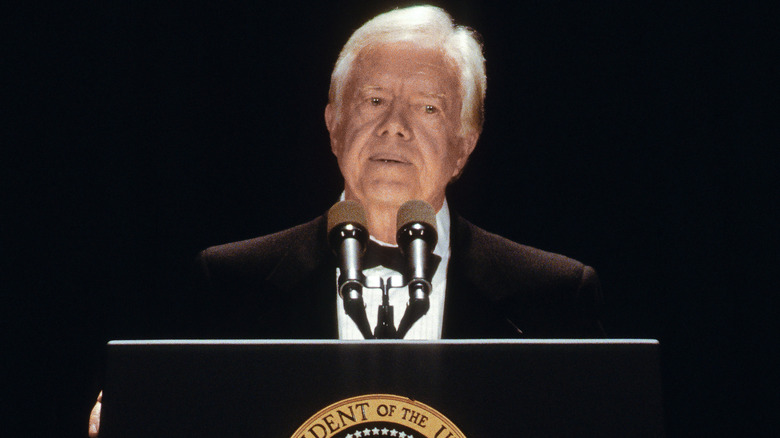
[102,339,663,437]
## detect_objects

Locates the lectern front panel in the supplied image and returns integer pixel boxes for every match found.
[101,340,663,437]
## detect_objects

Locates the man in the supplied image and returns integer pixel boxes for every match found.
[192,5,603,340]
[89,5,602,435]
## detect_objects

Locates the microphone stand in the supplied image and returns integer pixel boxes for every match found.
[344,273,428,340]
[395,280,431,339]
[341,280,374,340]
[373,278,397,339]
[396,221,434,339]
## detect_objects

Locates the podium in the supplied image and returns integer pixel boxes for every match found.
[101,340,664,437]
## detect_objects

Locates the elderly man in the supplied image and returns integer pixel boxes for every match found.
[193,5,603,340]
[89,6,602,435]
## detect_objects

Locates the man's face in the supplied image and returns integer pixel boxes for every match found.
[326,42,477,213]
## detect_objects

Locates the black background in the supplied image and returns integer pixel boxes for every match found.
[3,1,775,437]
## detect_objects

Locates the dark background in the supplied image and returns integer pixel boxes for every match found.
[4,1,775,437]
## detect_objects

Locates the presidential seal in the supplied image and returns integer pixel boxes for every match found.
[292,394,465,438]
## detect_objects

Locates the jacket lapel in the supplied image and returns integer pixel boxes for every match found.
[442,212,525,339]
[264,215,339,338]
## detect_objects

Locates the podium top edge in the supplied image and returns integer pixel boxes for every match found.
[108,339,659,346]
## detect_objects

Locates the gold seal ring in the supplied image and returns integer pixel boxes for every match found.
[291,394,465,438]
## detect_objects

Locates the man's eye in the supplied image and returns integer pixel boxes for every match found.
[424,104,438,114]
[370,97,383,106]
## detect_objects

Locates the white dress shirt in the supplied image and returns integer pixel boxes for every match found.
[336,199,451,340]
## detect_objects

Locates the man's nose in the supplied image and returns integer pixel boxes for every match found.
[375,102,412,140]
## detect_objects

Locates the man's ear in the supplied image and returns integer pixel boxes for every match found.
[324,103,335,132]
[325,103,339,154]
[453,132,479,176]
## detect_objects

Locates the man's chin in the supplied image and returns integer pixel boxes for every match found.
[353,183,419,210]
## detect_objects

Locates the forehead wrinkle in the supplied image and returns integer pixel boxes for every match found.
[359,85,384,92]
[347,46,459,104]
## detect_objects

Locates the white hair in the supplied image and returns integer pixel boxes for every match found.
[328,5,486,137]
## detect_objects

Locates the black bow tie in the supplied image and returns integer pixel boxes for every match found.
[363,240,442,277]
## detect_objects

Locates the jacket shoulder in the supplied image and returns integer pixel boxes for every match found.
[456,218,592,295]
[197,216,326,282]
[451,216,604,337]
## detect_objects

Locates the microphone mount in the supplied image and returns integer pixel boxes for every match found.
[328,199,439,340]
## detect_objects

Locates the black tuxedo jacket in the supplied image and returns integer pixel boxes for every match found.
[192,212,604,339]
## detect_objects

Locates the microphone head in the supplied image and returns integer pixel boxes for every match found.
[396,200,438,248]
[327,200,368,235]
[396,200,437,232]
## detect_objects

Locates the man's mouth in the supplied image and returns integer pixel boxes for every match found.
[369,154,411,165]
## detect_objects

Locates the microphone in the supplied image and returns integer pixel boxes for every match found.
[395,200,438,338]
[327,200,373,339]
